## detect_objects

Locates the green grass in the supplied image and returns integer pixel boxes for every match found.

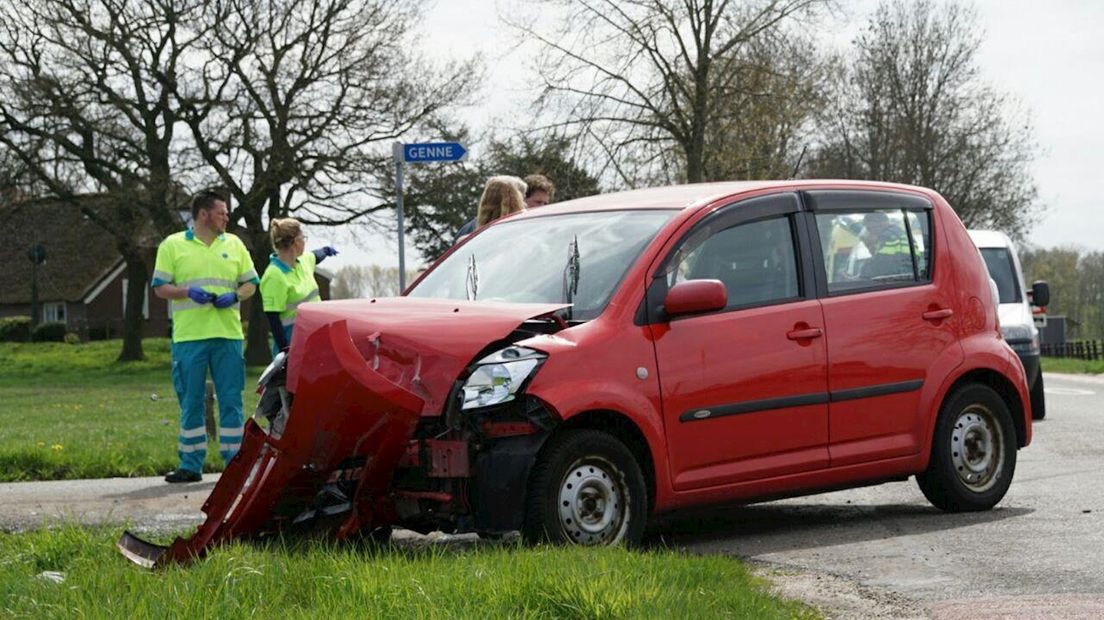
[1041,356,1104,375]
[0,527,817,619]
[0,340,261,481]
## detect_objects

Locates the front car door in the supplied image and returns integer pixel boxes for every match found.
[644,193,830,491]
[804,190,963,466]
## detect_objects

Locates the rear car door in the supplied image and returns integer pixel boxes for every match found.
[645,193,829,491]
[804,190,963,466]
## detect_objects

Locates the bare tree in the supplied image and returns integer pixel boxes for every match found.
[810,0,1039,237]
[177,0,479,364]
[515,0,825,186]
[0,0,209,360]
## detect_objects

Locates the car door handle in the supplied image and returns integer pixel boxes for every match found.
[922,308,954,321]
[786,327,823,340]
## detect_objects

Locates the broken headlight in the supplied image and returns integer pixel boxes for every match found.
[461,346,546,410]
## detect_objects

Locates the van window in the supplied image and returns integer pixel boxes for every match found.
[815,208,932,293]
[669,215,800,309]
[979,247,1022,303]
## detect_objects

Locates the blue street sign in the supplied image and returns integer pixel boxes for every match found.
[401,142,467,164]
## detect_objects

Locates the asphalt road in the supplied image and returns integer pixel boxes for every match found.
[1,372,1101,618]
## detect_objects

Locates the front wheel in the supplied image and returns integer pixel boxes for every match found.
[917,384,1017,512]
[523,430,647,546]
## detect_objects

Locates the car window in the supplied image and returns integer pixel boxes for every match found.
[815,208,931,293]
[668,215,800,309]
[979,247,1022,303]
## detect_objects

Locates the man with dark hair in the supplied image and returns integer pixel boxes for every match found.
[453,174,557,241]
[151,189,259,483]
[522,174,555,208]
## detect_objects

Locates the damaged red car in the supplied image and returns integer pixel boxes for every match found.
[120,181,1032,567]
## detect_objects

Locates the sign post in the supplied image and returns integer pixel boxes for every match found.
[392,141,468,292]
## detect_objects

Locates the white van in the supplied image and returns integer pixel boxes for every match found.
[968,230,1049,419]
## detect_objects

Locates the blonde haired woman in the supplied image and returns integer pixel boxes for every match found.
[259,218,338,353]
[453,175,527,241]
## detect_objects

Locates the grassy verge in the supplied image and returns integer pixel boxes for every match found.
[0,340,260,481]
[0,527,817,619]
[1041,356,1104,375]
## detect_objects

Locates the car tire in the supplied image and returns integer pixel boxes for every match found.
[917,383,1017,512]
[1030,372,1046,420]
[523,429,647,546]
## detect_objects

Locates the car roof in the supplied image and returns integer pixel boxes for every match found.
[967,229,1014,250]
[509,179,936,219]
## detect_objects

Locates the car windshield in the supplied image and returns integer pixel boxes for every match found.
[409,210,676,320]
[979,247,1021,304]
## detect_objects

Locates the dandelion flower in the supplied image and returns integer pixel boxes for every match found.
[51,444,64,452]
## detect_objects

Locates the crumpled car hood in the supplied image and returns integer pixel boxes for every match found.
[287,297,570,415]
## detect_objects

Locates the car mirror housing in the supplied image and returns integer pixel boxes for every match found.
[664,279,727,318]
[1030,281,1050,307]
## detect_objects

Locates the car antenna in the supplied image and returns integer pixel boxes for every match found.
[789,145,808,179]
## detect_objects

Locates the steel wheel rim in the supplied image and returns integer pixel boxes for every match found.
[950,404,1004,492]
[556,457,629,545]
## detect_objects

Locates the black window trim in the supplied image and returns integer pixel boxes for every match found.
[800,190,937,299]
[639,192,814,325]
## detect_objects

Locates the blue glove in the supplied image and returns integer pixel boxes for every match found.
[187,286,215,305]
[213,291,238,309]
[322,246,338,257]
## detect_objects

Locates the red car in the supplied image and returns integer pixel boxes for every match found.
[120,181,1031,566]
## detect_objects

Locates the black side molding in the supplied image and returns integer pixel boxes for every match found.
[679,379,924,423]
[679,392,829,422]
[830,379,924,403]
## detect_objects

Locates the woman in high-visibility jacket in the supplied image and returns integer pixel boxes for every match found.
[260,218,337,353]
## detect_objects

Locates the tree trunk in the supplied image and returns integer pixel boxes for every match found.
[118,246,148,361]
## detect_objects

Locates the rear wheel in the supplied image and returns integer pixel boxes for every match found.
[1030,372,1046,420]
[523,430,647,546]
[917,384,1017,512]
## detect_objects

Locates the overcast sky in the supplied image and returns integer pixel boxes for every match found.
[322,0,1104,272]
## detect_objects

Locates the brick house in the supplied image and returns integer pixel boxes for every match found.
[0,198,330,339]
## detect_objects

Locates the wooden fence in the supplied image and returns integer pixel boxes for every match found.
[1041,340,1103,360]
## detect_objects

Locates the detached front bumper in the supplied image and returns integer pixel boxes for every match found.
[118,320,424,568]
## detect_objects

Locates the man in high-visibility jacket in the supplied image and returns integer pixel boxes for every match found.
[860,210,914,279]
[151,189,259,483]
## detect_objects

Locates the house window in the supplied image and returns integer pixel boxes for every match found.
[121,279,150,319]
[44,302,66,323]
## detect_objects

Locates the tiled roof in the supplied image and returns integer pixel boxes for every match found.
[0,197,138,305]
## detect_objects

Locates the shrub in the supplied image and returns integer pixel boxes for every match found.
[64,332,81,345]
[0,316,32,342]
[31,321,68,342]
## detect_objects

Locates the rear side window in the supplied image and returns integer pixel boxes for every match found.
[979,248,1022,303]
[669,215,801,309]
[815,208,932,294]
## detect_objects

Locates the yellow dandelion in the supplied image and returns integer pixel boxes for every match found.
[51,444,64,452]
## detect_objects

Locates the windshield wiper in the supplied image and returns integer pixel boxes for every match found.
[465,253,478,301]
[561,235,580,320]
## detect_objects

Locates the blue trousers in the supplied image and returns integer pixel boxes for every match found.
[171,338,245,473]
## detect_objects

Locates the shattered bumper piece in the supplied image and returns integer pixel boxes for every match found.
[117,320,424,568]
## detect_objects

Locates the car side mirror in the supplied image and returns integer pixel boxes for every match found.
[664,279,727,318]
[1029,281,1050,307]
